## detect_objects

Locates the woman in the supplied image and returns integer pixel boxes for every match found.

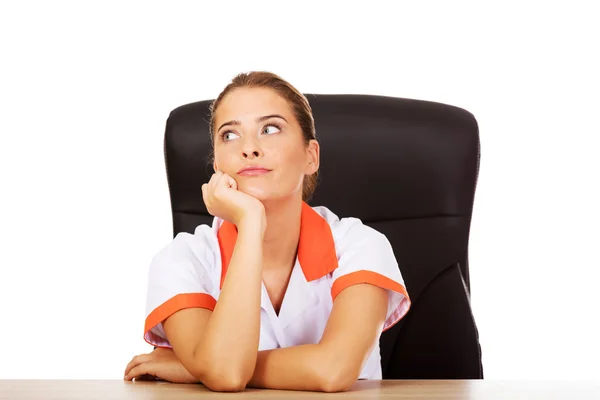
[124,71,411,392]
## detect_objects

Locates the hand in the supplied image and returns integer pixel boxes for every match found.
[202,171,266,232]
[124,348,198,383]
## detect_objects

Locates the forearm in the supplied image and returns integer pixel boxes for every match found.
[247,344,355,392]
[194,220,263,381]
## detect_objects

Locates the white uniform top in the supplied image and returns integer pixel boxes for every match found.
[143,202,411,379]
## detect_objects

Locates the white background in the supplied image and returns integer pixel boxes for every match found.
[1,0,598,380]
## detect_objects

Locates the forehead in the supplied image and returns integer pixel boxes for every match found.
[215,87,293,122]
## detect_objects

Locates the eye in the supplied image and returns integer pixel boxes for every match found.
[221,130,240,141]
[262,123,282,135]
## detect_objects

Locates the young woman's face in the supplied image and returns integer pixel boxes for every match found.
[213,87,319,202]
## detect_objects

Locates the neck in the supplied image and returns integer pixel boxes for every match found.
[261,196,303,271]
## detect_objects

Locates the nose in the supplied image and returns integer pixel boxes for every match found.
[241,136,263,159]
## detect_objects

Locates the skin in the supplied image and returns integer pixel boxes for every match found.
[124,87,388,392]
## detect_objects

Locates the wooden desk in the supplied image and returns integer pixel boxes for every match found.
[1,379,599,399]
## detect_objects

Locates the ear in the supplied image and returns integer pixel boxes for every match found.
[305,139,320,175]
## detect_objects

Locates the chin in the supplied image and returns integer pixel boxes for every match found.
[239,186,271,201]
[240,186,291,203]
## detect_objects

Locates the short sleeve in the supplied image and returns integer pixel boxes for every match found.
[143,226,217,348]
[331,219,411,331]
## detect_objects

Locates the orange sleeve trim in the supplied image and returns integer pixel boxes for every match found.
[331,270,409,302]
[143,293,216,335]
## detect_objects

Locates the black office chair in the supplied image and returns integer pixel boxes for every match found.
[162,94,483,379]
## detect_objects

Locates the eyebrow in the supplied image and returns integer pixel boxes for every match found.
[217,114,288,133]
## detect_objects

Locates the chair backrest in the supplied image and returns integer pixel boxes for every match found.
[163,94,483,379]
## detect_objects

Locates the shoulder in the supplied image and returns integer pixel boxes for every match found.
[149,218,222,279]
[311,206,409,326]
[310,205,390,255]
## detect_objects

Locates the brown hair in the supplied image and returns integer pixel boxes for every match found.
[209,71,318,202]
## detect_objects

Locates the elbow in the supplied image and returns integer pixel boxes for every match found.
[318,365,359,393]
[191,361,251,392]
[319,376,355,393]
[190,349,254,392]
[201,372,248,392]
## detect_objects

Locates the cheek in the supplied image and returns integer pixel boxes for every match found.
[214,147,238,173]
[273,148,308,186]
[269,144,305,173]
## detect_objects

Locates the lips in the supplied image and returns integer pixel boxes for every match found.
[237,166,272,176]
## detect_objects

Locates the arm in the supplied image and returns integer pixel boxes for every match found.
[247,283,388,392]
[150,171,266,391]
[163,217,264,391]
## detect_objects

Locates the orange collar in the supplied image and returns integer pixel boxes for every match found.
[217,202,339,289]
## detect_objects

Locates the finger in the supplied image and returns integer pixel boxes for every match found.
[218,172,237,190]
[209,173,229,196]
[215,171,230,188]
[225,174,237,190]
[124,354,151,377]
[125,362,154,381]
[208,171,223,192]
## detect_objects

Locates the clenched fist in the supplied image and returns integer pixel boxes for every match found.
[201,171,266,234]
